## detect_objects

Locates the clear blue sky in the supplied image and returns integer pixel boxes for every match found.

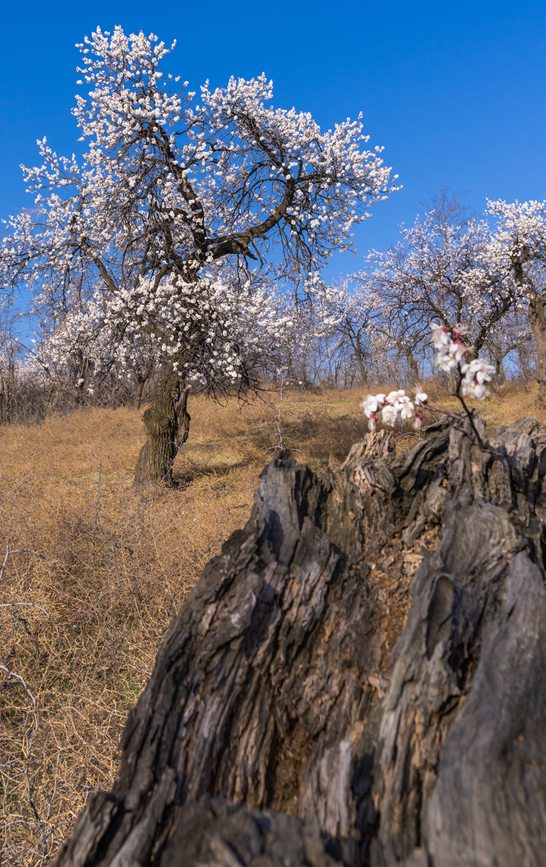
[1,0,545,270]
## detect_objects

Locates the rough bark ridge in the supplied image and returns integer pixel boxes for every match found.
[58,417,546,866]
[529,297,546,408]
[134,378,191,487]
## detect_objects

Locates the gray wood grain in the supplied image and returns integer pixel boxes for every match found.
[57,417,546,866]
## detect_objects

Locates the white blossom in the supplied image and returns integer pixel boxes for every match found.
[362,393,385,416]
[413,412,424,431]
[461,358,495,400]
[362,388,417,429]
[431,324,468,371]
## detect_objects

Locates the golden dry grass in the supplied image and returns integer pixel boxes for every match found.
[0,382,541,864]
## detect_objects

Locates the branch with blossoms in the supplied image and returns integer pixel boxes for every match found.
[362,389,429,432]
[362,323,495,448]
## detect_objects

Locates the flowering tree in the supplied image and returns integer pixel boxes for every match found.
[361,204,515,380]
[486,200,546,404]
[312,277,386,385]
[339,196,546,390]
[269,278,385,387]
[0,26,396,484]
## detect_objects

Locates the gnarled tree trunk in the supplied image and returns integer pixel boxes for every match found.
[511,254,546,407]
[529,296,546,407]
[59,416,546,865]
[133,372,191,487]
[404,348,419,383]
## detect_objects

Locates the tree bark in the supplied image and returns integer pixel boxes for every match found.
[134,377,146,411]
[528,297,546,406]
[353,344,368,386]
[133,373,191,487]
[404,348,419,383]
[345,327,368,386]
[510,255,546,406]
[495,352,506,383]
[58,417,546,865]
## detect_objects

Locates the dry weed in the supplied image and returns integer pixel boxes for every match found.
[0,384,538,863]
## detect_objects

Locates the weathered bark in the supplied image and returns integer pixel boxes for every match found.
[344,325,368,386]
[134,375,148,411]
[511,254,546,406]
[133,374,191,487]
[404,348,419,383]
[529,296,546,406]
[353,342,368,386]
[58,417,546,866]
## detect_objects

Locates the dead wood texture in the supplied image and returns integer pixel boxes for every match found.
[58,417,546,866]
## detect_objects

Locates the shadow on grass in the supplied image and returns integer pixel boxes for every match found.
[174,457,257,487]
[248,411,365,465]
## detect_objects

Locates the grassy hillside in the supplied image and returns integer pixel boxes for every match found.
[0,382,541,863]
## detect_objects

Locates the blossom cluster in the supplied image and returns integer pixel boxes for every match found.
[431,324,468,371]
[362,323,496,432]
[362,389,428,431]
[431,323,494,398]
[37,268,287,392]
[460,358,495,400]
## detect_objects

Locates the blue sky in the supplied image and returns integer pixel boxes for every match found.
[1,0,545,272]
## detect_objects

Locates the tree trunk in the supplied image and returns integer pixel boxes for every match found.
[495,352,506,383]
[346,330,368,387]
[529,297,546,406]
[517,344,533,380]
[133,372,191,487]
[134,377,146,411]
[58,417,546,865]
[404,348,419,383]
[354,344,368,386]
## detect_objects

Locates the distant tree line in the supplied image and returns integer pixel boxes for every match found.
[1,191,543,427]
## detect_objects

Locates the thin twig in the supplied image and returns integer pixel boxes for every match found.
[0,546,48,583]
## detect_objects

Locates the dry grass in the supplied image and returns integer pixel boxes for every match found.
[0,382,540,863]
[442,379,546,429]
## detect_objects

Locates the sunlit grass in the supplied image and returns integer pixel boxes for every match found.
[0,381,538,863]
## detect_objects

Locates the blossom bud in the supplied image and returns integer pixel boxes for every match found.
[413,409,424,431]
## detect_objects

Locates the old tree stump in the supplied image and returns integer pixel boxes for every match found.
[57,417,546,866]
